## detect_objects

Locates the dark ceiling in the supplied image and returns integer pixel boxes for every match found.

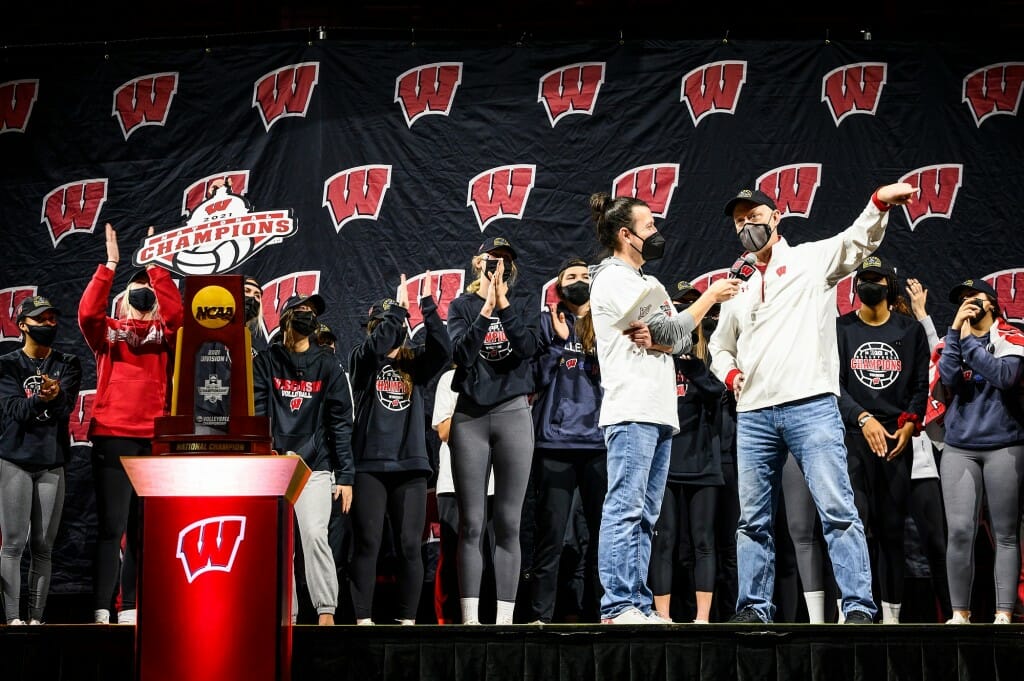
[4,1,1023,49]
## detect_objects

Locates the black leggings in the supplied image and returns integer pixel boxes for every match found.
[909,476,952,620]
[349,471,427,620]
[649,481,718,594]
[91,436,148,611]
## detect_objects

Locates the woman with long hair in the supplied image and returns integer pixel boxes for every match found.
[78,223,183,624]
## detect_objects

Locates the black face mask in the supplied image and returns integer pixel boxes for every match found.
[857,281,888,307]
[738,222,774,253]
[244,296,261,323]
[289,311,318,337]
[128,287,156,312]
[25,323,58,347]
[483,258,512,282]
[701,317,718,336]
[630,230,666,261]
[561,281,590,306]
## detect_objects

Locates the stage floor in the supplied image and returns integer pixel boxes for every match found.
[2,621,1022,681]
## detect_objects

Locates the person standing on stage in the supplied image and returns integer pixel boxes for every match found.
[708,182,918,624]
[587,192,738,624]
[0,295,82,625]
[348,273,451,625]
[447,236,538,625]
[79,223,183,625]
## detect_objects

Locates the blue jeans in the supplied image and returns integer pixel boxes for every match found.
[598,422,673,619]
[735,395,875,622]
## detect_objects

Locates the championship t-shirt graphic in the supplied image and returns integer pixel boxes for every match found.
[479,317,512,361]
[850,341,902,389]
[375,364,410,411]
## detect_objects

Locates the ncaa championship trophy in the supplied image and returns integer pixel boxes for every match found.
[121,275,310,681]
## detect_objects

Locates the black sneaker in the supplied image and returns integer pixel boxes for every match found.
[844,610,874,624]
[728,608,766,624]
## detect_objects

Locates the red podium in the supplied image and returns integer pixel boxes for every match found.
[122,274,310,681]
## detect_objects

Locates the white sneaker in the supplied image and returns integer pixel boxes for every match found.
[7,619,26,625]
[397,619,415,626]
[945,612,971,624]
[602,607,656,625]
[117,609,137,625]
[648,612,674,624]
[355,618,375,626]
[692,619,709,624]
[93,609,110,624]
[994,612,1011,624]
[29,619,43,625]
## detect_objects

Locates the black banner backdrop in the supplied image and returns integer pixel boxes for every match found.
[1,38,1022,595]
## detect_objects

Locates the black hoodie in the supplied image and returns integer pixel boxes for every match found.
[253,341,354,484]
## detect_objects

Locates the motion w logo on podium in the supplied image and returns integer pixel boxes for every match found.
[122,274,310,681]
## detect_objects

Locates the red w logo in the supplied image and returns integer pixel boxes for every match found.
[176,515,246,583]
[182,171,250,217]
[402,270,466,337]
[261,271,321,338]
[394,62,463,127]
[680,60,747,126]
[537,62,606,127]
[467,165,536,231]
[0,286,37,341]
[612,164,680,218]
[253,62,320,132]
[962,62,1024,127]
[898,164,963,231]
[985,268,1024,324]
[69,390,97,447]
[540,277,560,312]
[835,272,860,316]
[756,164,822,219]
[41,179,108,247]
[0,79,39,133]
[289,397,303,412]
[112,72,179,140]
[821,62,887,126]
[323,165,392,232]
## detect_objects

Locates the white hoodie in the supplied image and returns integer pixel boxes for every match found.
[589,256,695,432]
[709,200,890,412]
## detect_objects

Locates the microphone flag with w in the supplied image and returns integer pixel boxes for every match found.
[728,253,758,281]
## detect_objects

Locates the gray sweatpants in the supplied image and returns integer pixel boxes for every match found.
[292,470,338,620]
[940,443,1024,612]
[0,460,65,623]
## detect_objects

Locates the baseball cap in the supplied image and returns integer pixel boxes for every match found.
[723,188,778,217]
[556,256,588,278]
[671,280,701,303]
[362,297,399,326]
[17,295,59,322]
[478,236,517,260]
[129,267,150,284]
[856,255,897,281]
[949,278,998,304]
[280,293,325,316]
[316,321,336,343]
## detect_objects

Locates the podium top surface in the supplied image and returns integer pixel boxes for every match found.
[122,455,311,502]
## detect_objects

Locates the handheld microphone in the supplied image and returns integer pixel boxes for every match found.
[728,253,758,281]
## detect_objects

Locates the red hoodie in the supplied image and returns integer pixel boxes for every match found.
[78,265,184,439]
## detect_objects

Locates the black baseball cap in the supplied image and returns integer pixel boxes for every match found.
[316,321,336,343]
[723,188,777,217]
[17,295,59,322]
[362,297,399,326]
[856,255,897,281]
[949,278,998,304]
[280,293,325,316]
[556,256,588,278]
[478,236,517,260]
[671,280,701,303]
[129,267,150,284]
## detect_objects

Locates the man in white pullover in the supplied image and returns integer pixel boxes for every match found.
[708,182,918,624]
[587,191,738,624]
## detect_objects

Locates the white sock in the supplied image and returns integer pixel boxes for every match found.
[495,599,516,625]
[93,609,110,624]
[461,597,480,625]
[803,591,825,624]
[881,601,901,624]
[836,599,846,624]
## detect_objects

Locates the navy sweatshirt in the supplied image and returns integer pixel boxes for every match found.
[447,290,539,410]
[0,347,83,467]
[253,342,354,484]
[530,305,604,450]
[348,295,451,475]
[837,311,929,429]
